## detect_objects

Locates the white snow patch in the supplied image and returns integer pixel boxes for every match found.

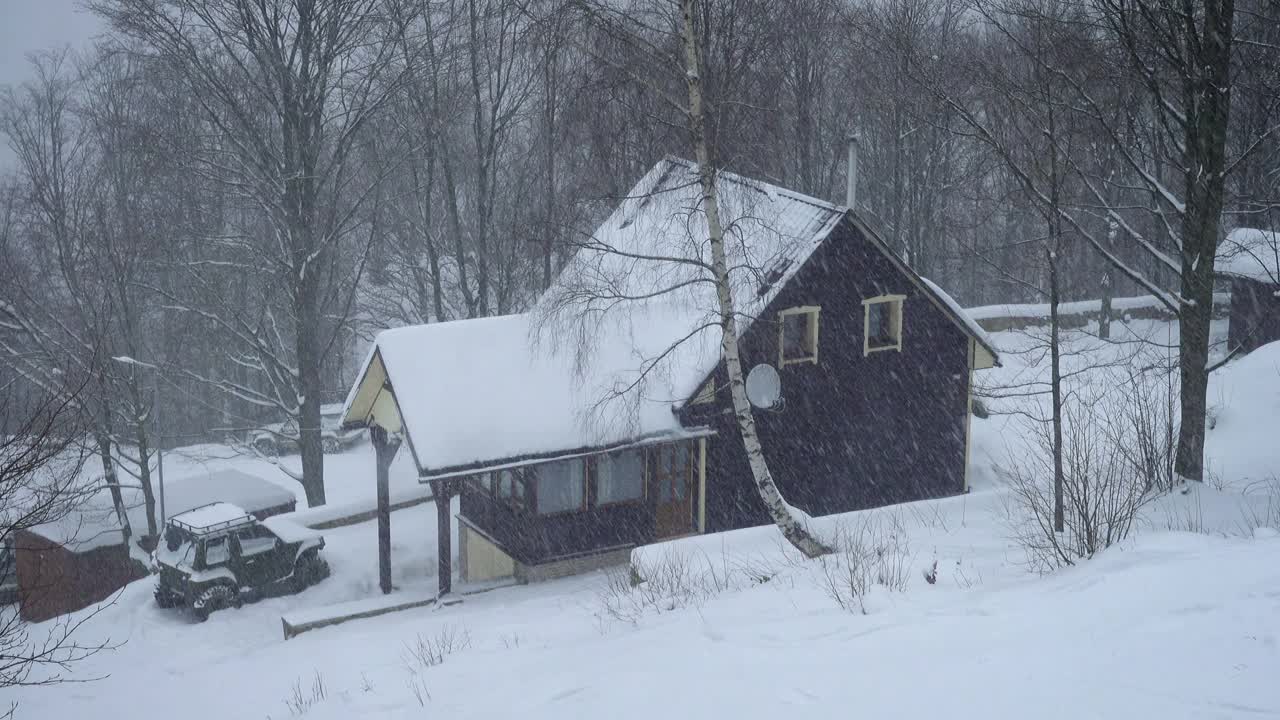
[1219,227,1280,284]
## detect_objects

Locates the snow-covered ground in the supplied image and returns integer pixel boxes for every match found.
[10,320,1280,720]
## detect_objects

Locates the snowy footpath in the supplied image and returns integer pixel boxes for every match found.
[8,324,1280,720]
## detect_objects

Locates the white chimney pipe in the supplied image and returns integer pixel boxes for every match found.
[845,131,860,209]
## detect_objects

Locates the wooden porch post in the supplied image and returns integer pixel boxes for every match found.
[371,425,400,595]
[430,479,453,598]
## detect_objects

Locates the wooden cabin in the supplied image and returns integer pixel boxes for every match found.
[1221,228,1280,356]
[341,158,998,594]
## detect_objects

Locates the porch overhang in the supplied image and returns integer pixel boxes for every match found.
[416,426,717,483]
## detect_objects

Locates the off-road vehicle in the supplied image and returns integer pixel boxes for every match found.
[152,502,329,621]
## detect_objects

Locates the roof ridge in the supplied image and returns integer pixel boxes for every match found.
[661,155,844,215]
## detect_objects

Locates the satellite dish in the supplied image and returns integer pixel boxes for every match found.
[746,364,783,409]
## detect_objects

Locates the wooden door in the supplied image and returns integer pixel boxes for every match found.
[652,443,695,538]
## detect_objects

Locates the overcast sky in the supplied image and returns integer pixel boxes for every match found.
[0,0,103,170]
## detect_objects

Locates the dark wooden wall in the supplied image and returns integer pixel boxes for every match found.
[1229,278,1280,355]
[15,531,146,622]
[684,216,972,532]
[460,481,654,565]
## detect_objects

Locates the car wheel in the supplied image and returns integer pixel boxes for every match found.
[192,583,239,622]
[291,551,328,594]
[322,438,339,454]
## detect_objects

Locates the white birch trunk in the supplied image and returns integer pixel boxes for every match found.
[678,0,831,559]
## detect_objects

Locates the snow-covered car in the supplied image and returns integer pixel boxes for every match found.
[152,503,328,621]
[251,403,363,456]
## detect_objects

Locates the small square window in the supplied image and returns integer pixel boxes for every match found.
[863,295,905,355]
[494,469,528,509]
[778,306,820,366]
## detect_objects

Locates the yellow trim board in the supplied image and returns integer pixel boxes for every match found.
[697,437,707,533]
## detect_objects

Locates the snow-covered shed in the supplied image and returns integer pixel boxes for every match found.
[342,158,997,593]
[15,469,296,621]
[1220,228,1280,356]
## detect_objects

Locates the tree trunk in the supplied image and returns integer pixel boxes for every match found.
[1173,0,1234,484]
[132,412,158,540]
[1174,276,1213,483]
[679,0,830,559]
[1048,248,1064,533]
[1098,271,1112,340]
[94,428,130,544]
[295,235,326,507]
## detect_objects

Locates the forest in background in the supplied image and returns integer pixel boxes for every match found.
[0,0,1276,511]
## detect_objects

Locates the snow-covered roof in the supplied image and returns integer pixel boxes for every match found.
[163,468,297,516]
[171,502,252,531]
[343,157,993,477]
[26,468,296,550]
[1219,228,1280,284]
[344,158,842,475]
[921,278,999,367]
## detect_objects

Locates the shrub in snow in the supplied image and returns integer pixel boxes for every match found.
[999,400,1147,571]
[819,513,913,614]
[599,547,787,626]
[283,670,327,717]
[400,625,470,708]
[1109,368,1179,494]
[1237,476,1280,534]
[403,625,471,670]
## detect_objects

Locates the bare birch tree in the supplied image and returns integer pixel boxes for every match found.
[553,0,831,557]
[676,0,830,557]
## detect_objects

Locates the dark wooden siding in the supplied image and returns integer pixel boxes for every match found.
[460,485,653,565]
[15,531,146,622]
[1229,278,1280,355]
[685,216,971,532]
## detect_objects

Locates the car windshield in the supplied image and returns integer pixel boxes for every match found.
[156,525,197,569]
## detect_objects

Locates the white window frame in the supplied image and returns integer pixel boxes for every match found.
[778,306,821,367]
[862,295,906,356]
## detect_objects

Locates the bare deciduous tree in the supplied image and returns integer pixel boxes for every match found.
[92,0,405,505]
[0,383,115,716]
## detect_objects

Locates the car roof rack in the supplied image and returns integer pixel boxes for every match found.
[168,502,256,536]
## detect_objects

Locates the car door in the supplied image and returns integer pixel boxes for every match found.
[232,526,284,587]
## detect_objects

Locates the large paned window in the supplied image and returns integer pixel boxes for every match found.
[494,468,529,509]
[533,460,586,515]
[594,449,645,505]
